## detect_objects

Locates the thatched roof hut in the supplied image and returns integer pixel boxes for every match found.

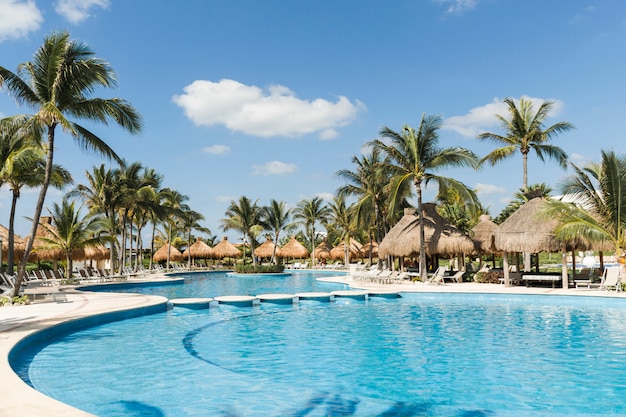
[314,239,332,260]
[212,237,241,259]
[254,238,276,259]
[277,236,309,259]
[30,216,64,261]
[153,243,183,263]
[183,238,213,259]
[70,245,110,261]
[378,204,475,258]
[330,238,364,261]
[0,224,25,261]
[362,240,379,258]
[471,214,498,253]
[493,198,590,253]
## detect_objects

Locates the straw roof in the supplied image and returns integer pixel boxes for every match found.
[378,204,475,258]
[361,240,379,258]
[471,214,498,253]
[153,243,183,262]
[30,216,64,261]
[314,239,332,260]
[183,238,214,259]
[254,238,276,258]
[493,197,590,253]
[212,237,241,259]
[70,245,110,261]
[330,238,364,261]
[277,236,310,259]
[0,224,25,261]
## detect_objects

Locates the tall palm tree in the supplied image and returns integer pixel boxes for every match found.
[540,150,626,259]
[327,195,357,266]
[221,196,263,266]
[70,164,123,272]
[335,148,390,266]
[261,199,293,264]
[293,197,331,267]
[0,31,142,295]
[160,188,189,269]
[369,113,480,281]
[180,208,210,268]
[478,97,573,188]
[37,197,107,279]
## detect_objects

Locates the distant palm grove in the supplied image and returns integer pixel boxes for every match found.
[2,31,625,296]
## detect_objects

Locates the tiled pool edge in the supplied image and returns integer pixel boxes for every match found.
[0,291,168,417]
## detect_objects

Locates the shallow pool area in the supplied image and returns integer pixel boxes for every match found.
[11,274,626,416]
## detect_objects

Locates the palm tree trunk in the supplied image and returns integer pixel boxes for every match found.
[310,226,316,267]
[14,126,55,297]
[149,222,156,270]
[416,180,427,282]
[522,152,528,189]
[8,189,19,275]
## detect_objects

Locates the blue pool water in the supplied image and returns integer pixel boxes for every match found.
[12,272,626,416]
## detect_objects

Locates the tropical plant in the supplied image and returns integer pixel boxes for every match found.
[540,150,626,259]
[478,97,573,188]
[369,113,480,281]
[494,183,552,224]
[327,195,357,266]
[160,188,189,269]
[221,196,263,266]
[37,197,107,279]
[0,31,142,296]
[293,197,331,267]
[180,208,210,268]
[261,200,293,264]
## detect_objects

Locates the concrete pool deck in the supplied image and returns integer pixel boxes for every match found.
[1,274,625,417]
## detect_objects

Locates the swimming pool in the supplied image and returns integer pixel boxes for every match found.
[12,272,626,416]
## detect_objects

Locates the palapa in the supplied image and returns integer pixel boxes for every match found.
[153,243,183,262]
[471,214,498,253]
[361,240,379,258]
[183,238,214,259]
[70,245,110,261]
[254,238,276,259]
[493,198,590,253]
[212,237,241,259]
[0,224,25,261]
[378,204,475,258]
[277,236,309,259]
[314,239,332,260]
[330,238,363,261]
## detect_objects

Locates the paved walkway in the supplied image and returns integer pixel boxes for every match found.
[1,275,624,417]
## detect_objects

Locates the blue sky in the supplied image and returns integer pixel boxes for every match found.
[0,0,624,242]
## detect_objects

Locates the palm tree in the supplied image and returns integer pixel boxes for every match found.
[37,197,107,279]
[293,197,331,267]
[327,195,357,266]
[494,183,553,224]
[369,113,480,281]
[160,188,189,269]
[221,196,263,266]
[335,148,390,266]
[0,31,142,295]
[261,200,293,264]
[180,208,210,268]
[478,97,573,188]
[70,164,123,272]
[540,150,626,260]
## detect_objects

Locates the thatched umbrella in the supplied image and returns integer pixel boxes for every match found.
[314,239,332,261]
[254,238,276,259]
[379,204,475,259]
[30,216,64,262]
[362,240,379,258]
[212,237,241,260]
[494,197,590,288]
[153,243,183,263]
[472,214,498,254]
[277,236,310,260]
[183,238,214,259]
[330,238,364,262]
[70,245,110,261]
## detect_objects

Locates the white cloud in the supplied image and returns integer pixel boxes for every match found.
[316,192,335,201]
[55,0,109,24]
[215,195,233,203]
[172,79,365,139]
[202,144,230,155]
[319,129,339,140]
[433,0,478,14]
[443,96,566,138]
[0,0,43,42]
[570,153,587,162]
[251,161,296,176]
[475,183,507,195]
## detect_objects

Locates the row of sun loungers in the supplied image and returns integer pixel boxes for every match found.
[352,266,465,285]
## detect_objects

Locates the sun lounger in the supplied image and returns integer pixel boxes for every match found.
[427,267,446,285]
[445,270,465,283]
[599,266,622,292]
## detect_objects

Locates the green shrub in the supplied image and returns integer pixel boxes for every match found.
[473,270,502,284]
[233,264,285,274]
